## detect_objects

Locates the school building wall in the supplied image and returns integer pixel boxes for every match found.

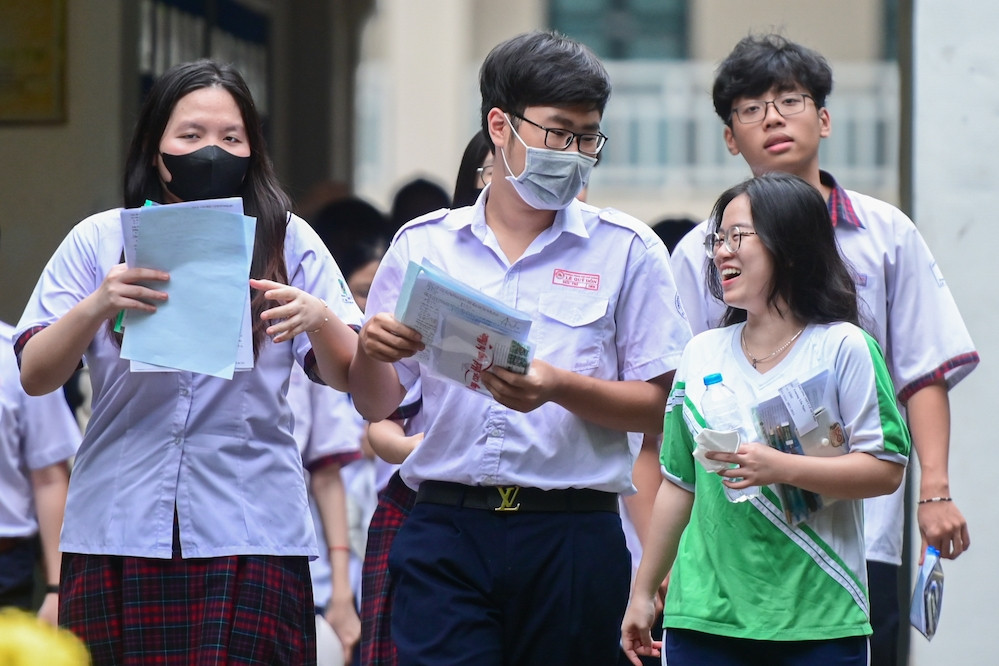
[908,2,997,663]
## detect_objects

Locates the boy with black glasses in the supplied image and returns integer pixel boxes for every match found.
[670,33,978,665]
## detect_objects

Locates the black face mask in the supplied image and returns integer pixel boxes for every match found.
[160,145,250,201]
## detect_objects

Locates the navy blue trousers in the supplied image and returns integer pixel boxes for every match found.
[0,537,39,610]
[389,501,630,666]
[867,561,901,666]
[665,628,869,666]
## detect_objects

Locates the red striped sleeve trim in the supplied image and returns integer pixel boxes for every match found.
[304,450,363,474]
[303,324,361,385]
[14,325,49,369]
[303,348,323,384]
[897,352,980,404]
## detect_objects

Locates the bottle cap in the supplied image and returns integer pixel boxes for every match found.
[703,373,723,386]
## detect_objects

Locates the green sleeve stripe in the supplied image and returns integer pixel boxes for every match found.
[862,332,912,457]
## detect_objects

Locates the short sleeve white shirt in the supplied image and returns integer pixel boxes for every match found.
[0,321,81,536]
[288,363,363,606]
[364,195,691,494]
[15,209,362,558]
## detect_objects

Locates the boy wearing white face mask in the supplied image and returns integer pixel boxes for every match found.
[355,31,691,665]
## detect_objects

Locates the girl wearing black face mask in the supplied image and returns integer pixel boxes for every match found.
[15,60,401,665]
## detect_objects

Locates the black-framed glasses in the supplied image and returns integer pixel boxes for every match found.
[510,112,608,156]
[704,226,758,258]
[730,93,814,125]
[475,164,493,187]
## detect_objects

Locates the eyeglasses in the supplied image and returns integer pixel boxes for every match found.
[510,112,608,156]
[704,226,758,258]
[730,93,814,125]
[476,164,493,187]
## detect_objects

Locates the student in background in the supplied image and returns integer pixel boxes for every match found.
[0,313,81,625]
[292,197,392,665]
[668,35,978,664]
[451,131,494,208]
[388,178,451,236]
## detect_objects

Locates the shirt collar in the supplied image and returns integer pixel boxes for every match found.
[555,198,590,239]
[456,186,591,240]
[821,170,865,229]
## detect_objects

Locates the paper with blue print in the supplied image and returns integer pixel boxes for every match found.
[396,259,534,394]
[119,201,256,379]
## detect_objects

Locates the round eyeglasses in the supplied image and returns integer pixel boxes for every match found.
[704,226,758,259]
[476,164,493,187]
[730,93,814,125]
[510,112,608,156]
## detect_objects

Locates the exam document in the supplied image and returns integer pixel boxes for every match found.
[395,260,534,395]
[119,199,256,379]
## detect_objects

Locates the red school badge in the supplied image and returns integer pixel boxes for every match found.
[552,268,600,291]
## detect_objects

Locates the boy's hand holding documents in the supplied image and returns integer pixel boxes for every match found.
[395,260,535,395]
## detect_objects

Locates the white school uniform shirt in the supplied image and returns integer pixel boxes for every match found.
[669,172,979,565]
[371,379,425,493]
[288,363,363,607]
[364,192,692,494]
[0,321,81,537]
[15,209,362,559]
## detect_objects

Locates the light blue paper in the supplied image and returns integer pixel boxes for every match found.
[119,206,256,378]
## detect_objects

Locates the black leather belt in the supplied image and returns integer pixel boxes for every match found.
[415,481,618,513]
[0,536,31,554]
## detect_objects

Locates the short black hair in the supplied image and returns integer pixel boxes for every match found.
[706,173,858,328]
[651,217,697,254]
[310,197,389,281]
[389,178,451,234]
[479,31,611,136]
[713,34,833,126]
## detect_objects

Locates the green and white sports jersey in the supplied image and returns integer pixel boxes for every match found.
[660,321,910,641]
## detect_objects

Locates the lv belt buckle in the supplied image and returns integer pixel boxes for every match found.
[493,486,522,512]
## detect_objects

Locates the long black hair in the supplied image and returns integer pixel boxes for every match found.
[707,173,858,328]
[123,59,289,356]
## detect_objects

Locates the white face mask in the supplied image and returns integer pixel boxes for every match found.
[500,114,596,210]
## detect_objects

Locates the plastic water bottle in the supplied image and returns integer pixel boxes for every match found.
[700,373,759,502]
[701,373,741,433]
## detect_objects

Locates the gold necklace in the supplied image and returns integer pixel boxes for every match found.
[741,326,805,369]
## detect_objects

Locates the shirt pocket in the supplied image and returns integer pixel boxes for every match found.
[536,292,611,372]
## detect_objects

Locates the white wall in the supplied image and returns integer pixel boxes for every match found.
[0,0,125,323]
[909,2,997,663]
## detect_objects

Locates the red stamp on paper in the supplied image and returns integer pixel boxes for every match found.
[552,269,600,291]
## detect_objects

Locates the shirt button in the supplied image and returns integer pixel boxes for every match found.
[173,436,182,445]
[179,388,190,397]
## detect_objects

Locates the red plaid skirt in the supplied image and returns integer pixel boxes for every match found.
[60,536,316,665]
[360,471,417,666]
